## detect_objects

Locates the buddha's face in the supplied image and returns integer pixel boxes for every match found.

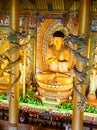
[53,37,64,50]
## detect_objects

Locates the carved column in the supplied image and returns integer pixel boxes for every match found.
[9,0,19,130]
[72,0,91,130]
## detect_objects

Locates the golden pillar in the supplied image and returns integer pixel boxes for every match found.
[9,0,19,129]
[22,17,28,98]
[72,0,91,130]
[33,26,37,76]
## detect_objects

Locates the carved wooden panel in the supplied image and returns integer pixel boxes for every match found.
[0,124,8,130]
[18,125,32,130]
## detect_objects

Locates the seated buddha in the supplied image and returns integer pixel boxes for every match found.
[35,31,75,104]
[36,31,75,85]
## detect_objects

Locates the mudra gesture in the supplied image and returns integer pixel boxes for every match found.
[35,31,74,86]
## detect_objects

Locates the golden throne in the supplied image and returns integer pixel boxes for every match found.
[35,20,76,106]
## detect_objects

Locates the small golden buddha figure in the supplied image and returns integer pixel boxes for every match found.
[87,64,97,100]
[35,31,75,104]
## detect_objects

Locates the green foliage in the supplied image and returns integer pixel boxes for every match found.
[84,104,95,113]
[20,95,44,106]
[19,82,97,114]
[55,101,73,110]
[0,95,7,100]
[20,81,44,106]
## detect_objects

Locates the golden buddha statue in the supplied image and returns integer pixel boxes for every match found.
[35,31,75,105]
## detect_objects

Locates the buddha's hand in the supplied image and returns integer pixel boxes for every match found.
[56,72,69,77]
[58,61,69,73]
[46,58,58,64]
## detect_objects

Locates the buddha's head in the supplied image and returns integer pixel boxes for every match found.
[53,31,64,50]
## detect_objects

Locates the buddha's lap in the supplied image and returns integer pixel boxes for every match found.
[53,76,73,85]
[35,72,73,85]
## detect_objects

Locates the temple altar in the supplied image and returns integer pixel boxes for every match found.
[0,1,97,129]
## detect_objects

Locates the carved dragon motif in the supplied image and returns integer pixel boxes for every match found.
[65,34,90,110]
[0,28,32,100]
[73,82,86,111]
[73,65,91,87]
[65,34,86,53]
[8,29,27,42]
[65,34,89,63]
[7,71,21,100]
[0,55,10,64]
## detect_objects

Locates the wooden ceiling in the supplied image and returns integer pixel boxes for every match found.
[29,0,97,15]
[0,0,97,15]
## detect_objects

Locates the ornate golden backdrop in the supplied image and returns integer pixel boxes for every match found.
[37,18,78,72]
